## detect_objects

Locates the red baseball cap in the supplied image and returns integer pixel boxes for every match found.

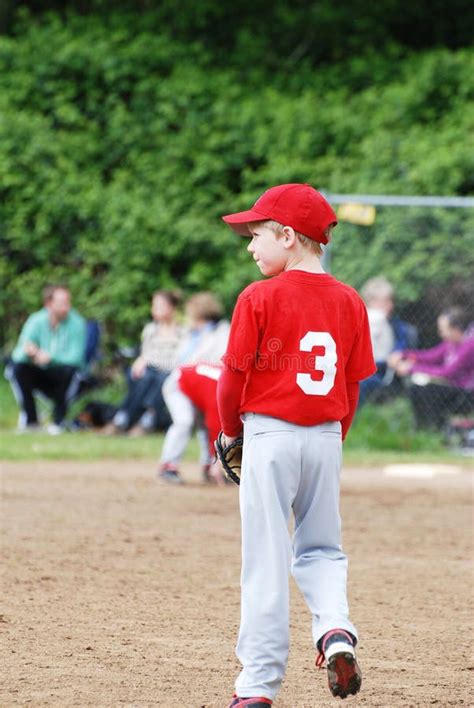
[222,183,337,244]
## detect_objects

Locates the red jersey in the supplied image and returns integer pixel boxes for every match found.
[178,363,222,455]
[222,271,376,426]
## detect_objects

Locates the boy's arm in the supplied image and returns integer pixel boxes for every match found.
[217,289,261,440]
[341,381,359,441]
[217,366,246,437]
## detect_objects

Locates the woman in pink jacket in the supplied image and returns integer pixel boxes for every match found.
[389,307,474,429]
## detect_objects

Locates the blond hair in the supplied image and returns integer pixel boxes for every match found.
[186,292,223,323]
[251,219,327,256]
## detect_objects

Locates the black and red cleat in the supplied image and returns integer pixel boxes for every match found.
[326,651,362,699]
[316,629,362,699]
[227,695,272,707]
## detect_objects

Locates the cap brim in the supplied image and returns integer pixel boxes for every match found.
[222,208,270,236]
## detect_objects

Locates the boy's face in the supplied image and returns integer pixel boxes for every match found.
[247,224,287,276]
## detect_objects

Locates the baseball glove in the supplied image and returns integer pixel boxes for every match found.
[214,431,243,486]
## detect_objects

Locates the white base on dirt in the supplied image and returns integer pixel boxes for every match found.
[383,464,460,479]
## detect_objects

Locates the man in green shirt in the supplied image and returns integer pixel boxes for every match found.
[10,284,86,432]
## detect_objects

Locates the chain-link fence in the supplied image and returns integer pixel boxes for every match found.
[325,196,474,451]
[359,283,473,434]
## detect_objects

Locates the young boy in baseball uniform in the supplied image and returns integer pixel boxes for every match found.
[217,184,376,706]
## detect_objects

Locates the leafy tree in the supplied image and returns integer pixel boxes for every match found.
[1,10,473,351]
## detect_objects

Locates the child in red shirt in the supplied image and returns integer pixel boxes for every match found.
[217,184,376,706]
[178,363,225,484]
[159,362,225,484]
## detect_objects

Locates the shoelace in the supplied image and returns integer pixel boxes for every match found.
[315,650,325,669]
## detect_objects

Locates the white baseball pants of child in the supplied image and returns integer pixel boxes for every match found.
[235,413,357,701]
[160,370,210,467]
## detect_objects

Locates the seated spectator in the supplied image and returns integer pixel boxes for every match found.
[359,276,414,406]
[104,290,184,435]
[173,292,230,366]
[157,292,230,484]
[8,284,86,434]
[388,307,474,429]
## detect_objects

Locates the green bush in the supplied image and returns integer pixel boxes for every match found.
[1,11,473,354]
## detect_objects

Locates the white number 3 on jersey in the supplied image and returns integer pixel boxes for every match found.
[296,331,337,396]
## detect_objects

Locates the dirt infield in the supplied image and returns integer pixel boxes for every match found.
[2,459,473,707]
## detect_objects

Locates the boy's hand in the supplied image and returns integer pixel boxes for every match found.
[214,431,243,486]
[222,434,239,447]
[207,460,227,486]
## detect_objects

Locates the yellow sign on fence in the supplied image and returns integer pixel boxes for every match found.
[337,202,376,226]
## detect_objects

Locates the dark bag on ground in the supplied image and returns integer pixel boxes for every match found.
[74,401,118,429]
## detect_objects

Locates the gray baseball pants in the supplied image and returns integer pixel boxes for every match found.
[235,413,357,701]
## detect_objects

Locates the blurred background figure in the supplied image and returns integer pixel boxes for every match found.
[388,306,474,429]
[104,289,184,435]
[157,362,226,485]
[7,284,86,434]
[359,276,415,406]
[174,292,230,366]
[157,291,230,484]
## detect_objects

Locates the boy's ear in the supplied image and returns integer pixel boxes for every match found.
[282,225,297,246]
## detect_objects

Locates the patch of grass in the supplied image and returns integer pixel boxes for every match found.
[0,377,470,465]
[345,398,445,452]
[0,429,467,465]
[0,429,161,461]
[343,448,468,466]
[0,429,204,462]
[0,376,19,428]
